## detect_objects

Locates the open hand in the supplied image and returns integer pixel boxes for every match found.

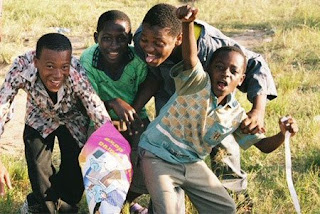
[107,98,143,135]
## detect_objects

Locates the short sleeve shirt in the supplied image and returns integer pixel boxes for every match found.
[80,44,148,120]
[139,60,265,163]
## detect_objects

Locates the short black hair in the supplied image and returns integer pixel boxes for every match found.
[142,3,182,37]
[36,33,72,59]
[210,46,247,73]
[97,10,131,33]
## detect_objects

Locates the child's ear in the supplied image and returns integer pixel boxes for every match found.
[238,74,246,86]
[127,32,133,44]
[175,32,183,46]
[94,32,98,43]
[34,56,39,69]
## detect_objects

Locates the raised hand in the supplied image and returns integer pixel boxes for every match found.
[176,4,198,22]
[279,116,298,137]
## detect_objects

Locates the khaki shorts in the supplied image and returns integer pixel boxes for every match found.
[140,149,236,213]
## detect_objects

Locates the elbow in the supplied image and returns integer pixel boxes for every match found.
[259,147,274,154]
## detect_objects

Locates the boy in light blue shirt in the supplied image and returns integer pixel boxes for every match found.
[138,5,298,214]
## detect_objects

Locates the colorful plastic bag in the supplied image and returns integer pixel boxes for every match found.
[79,122,133,214]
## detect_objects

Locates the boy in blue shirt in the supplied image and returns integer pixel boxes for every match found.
[138,5,298,214]
[132,5,277,210]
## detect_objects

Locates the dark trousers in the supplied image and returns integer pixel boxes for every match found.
[23,125,84,213]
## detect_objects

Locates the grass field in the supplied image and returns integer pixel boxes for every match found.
[0,0,320,213]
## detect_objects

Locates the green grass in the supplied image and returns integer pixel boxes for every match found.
[1,0,320,213]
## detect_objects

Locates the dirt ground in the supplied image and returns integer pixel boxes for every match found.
[0,29,273,157]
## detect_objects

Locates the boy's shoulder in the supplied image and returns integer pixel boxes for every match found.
[80,44,100,71]
[128,45,147,68]
[12,50,36,72]
[81,44,99,59]
[19,50,36,63]
[10,50,37,81]
[195,20,228,41]
[71,55,82,69]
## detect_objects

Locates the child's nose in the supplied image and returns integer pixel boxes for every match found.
[144,43,154,53]
[53,69,63,78]
[221,68,231,77]
[108,38,120,48]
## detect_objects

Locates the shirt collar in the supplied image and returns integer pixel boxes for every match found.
[92,45,135,71]
[212,91,238,109]
[227,92,239,108]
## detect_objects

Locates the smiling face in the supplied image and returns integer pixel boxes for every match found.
[208,50,246,104]
[139,23,182,67]
[34,48,71,93]
[94,20,131,66]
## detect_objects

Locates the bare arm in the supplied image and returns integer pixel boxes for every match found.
[176,5,198,70]
[241,94,267,134]
[0,53,34,196]
[132,72,160,114]
[254,116,298,153]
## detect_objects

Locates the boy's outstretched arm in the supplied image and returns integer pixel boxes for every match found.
[132,72,160,114]
[176,5,198,70]
[254,116,298,153]
[241,94,267,134]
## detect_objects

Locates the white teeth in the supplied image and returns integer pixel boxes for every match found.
[51,80,60,85]
[108,52,119,59]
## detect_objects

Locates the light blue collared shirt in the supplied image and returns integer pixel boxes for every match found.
[139,61,265,164]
